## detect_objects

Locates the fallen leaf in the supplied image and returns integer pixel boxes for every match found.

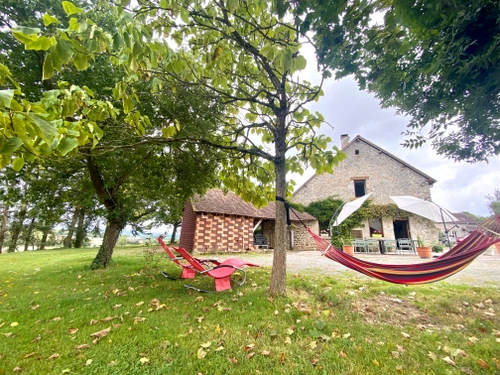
[401,332,411,339]
[442,356,456,367]
[135,301,144,307]
[112,304,122,309]
[32,304,40,310]
[285,337,292,345]
[246,352,255,359]
[372,359,380,367]
[194,296,204,302]
[10,322,19,327]
[67,328,79,335]
[311,358,319,366]
[427,352,437,360]
[244,344,255,352]
[89,319,98,325]
[90,327,111,340]
[493,358,500,369]
[392,351,400,358]
[85,359,93,366]
[139,357,150,364]
[13,367,22,372]
[52,317,62,322]
[24,352,36,358]
[261,350,271,356]
[149,299,160,307]
[477,359,489,369]
[48,353,60,360]
[197,348,207,359]
[76,344,90,350]
[227,357,238,364]
[3,332,13,337]
[100,316,117,323]
[339,351,347,358]
[31,334,41,343]
[280,352,285,362]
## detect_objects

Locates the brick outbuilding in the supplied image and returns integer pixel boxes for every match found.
[179,189,319,252]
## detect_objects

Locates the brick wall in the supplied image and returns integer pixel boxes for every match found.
[193,213,254,252]
[179,202,196,250]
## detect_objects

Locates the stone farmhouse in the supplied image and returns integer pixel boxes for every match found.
[292,134,441,246]
[179,189,319,252]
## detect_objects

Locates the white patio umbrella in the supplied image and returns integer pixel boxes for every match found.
[330,192,373,228]
[390,196,458,247]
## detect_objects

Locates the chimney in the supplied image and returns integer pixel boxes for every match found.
[340,134,350,149]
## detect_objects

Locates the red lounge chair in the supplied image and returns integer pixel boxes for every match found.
[157,237,220,280]
[173,246,259,292]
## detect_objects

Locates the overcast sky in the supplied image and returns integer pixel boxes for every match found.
[291,74,500,217]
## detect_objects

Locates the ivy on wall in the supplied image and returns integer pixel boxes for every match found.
[359,203,410,220]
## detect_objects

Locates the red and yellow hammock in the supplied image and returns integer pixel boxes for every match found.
[307,219,500,285]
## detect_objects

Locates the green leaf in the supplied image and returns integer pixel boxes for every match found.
[73,54,89,70]
[0,138,23,155]
[122,95,134,114]
[11,156,25,171]
[62,1,84,16]
[54,39,73,64]
[0,90,15,108]
[43,13,59,26]
[57,137,79,156]
[28,113,58,144]
[68,18,88,33]
[12,26,41,36]
[294,55,307,70]
[42,55,54,80]
[283,49,293,72]
[180,8,190,23]
[227,0,239,13]
[25,36,54,51]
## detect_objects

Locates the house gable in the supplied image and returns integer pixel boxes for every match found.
[293,135,437,206]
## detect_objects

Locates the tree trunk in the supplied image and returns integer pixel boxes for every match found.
[24,217,36,251]
[74,209,86,248]
[269,116,288,296]
[91,217,126,269]
[64,206,80,248]
[0,207,9,254]
[40,227,51,250]
[7,205,27,253]
[170,221,180,244]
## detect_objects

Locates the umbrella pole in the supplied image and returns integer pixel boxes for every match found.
[329,202,346,246]
[440,208,452,248]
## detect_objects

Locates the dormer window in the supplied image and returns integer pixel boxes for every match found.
[354,180,366,197]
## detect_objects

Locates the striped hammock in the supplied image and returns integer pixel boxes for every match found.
[306,217,500,285]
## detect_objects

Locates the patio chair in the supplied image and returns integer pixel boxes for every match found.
[383,240,397,253]
[157,237,220,280]
[365,239,381,254]
[353,239,368,253]
[397,238,416,254]
[173,246,259,292]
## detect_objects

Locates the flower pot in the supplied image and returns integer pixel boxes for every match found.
[342,245,355,256]
[416,246,432,259]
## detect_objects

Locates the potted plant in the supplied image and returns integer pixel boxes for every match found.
[416,236,432,259]
[341,237,355,256]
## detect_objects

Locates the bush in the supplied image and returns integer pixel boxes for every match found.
[432,245,443,253]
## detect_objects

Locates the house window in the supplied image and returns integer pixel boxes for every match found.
[369,218,383,237]
[354,180,366,197]
[355,149,359,155]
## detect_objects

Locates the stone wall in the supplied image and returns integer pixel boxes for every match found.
[193,213,254,252]
[292,220,319,250]
[293,139,433,206]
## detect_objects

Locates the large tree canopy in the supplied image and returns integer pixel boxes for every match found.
[8,0,347,294]
[294,0,500,162]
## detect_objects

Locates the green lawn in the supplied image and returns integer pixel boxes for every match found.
[1,246,499,374]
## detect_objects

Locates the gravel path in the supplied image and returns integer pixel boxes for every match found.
[235,250,500,287]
